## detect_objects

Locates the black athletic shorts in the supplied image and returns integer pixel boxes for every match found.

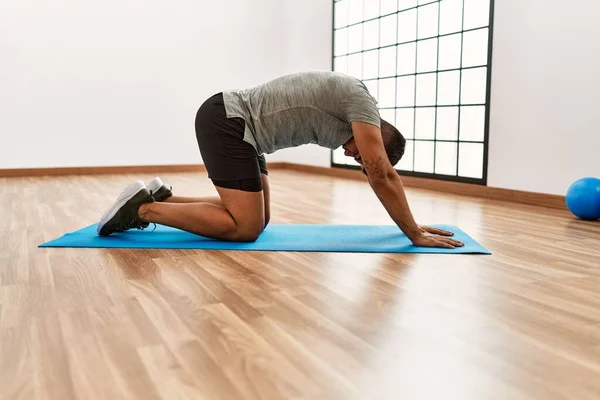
[195,93,267,192]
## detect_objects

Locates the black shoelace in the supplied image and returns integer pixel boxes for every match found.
[118,214,149,232]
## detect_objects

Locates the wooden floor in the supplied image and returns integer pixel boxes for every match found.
[1,170,599,400]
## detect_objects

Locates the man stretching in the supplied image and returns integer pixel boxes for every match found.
[97,71,464,249]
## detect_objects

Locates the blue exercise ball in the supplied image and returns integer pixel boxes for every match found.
[566,177,600,220]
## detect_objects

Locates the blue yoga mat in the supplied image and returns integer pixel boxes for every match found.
[39,224,490,254]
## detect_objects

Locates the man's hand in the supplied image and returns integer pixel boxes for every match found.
[419,225,455,237]
[412,225,464,248]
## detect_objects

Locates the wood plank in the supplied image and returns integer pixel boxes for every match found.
[137,345,204,400]
[0,325,35,400]
[249,316,358,400]
[194,303,321,400]
[88,306,162,400]
[129,278,195,343]
[172,339,245,400]
[59,309,126,399]
[31,315,77,400]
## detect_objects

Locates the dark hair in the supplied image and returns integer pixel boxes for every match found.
[380,119,406,167]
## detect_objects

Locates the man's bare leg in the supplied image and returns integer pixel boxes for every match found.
[159,174,270,228]
[165,174,268,200]
[138,185,265,241]
[165,196,224,206]
[261,174,270,227]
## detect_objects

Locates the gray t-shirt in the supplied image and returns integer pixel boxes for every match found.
[222,71,381,154]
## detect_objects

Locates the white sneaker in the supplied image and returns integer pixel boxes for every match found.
[97,181,154,236]
[146,177,172,202]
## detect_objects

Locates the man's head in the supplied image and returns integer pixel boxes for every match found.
[342,119,406,173]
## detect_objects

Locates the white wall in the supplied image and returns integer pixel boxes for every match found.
[487,0,600,195]
[0,0,334,170]
[0,0,288,168]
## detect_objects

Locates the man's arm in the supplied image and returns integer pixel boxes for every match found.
[352,122,463,248]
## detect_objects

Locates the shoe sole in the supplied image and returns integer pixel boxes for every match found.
[97,181,146,235]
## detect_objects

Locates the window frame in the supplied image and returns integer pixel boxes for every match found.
[330,0,496,185]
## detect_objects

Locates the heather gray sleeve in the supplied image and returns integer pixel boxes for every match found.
[341,83,381,128]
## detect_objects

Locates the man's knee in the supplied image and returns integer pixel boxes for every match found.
[229,224,262,242]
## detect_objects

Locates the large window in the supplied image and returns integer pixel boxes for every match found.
[332,0,494,184]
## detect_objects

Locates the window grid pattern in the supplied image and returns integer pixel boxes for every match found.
[332,0,493,183]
